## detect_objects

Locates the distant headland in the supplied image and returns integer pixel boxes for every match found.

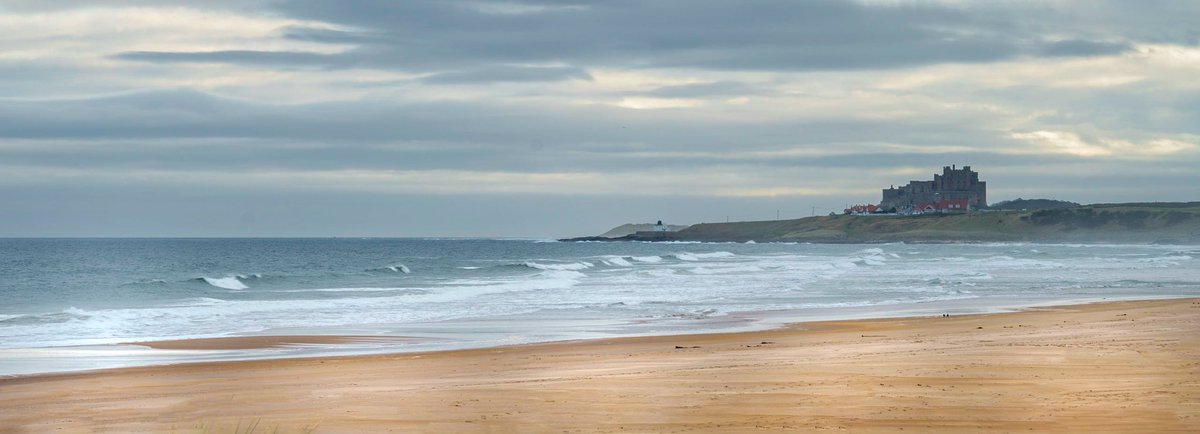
[564,165,1200,244]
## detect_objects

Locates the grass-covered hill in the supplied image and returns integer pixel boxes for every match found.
[988,198,1080,211]
[575,203,1200,244]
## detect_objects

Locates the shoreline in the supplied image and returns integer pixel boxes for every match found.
[127,334,423,350]
[2,294,1188,379]
[2,297,1197,432]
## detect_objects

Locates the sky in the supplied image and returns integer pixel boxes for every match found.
[1,0,1198,237]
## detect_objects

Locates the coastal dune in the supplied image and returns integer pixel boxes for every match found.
[1,298,1197,433]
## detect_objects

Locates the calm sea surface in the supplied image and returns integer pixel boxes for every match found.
[1,238,1198,375]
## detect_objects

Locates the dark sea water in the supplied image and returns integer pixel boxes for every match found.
[1,238,1198,375]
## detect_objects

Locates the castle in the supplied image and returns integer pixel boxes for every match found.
[879,165,986,213]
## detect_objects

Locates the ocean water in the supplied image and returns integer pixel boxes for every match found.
[1,238,1198,376]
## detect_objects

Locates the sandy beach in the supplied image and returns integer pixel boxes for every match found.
[1,298,1197,433]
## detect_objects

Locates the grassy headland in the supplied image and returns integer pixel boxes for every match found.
[572,202,1200,243]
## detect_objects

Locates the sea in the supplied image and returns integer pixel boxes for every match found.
[1,238,1198,376]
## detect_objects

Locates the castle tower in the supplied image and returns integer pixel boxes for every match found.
[880,165,987,211]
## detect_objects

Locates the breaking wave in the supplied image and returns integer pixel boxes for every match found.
[688,265,765,275]
[201,276,248,290]
[853,248,890,266]
[367,264,411,273]
[5,239,1199,364]
[601,256,633,267]
[523,261,594,271]
[673,251,736,261]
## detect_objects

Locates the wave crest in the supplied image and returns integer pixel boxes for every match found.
[523,261,594,271]
[601,256,633,267]
[201,276,248,290]
[367,264,411,273]
[674,252,735,261]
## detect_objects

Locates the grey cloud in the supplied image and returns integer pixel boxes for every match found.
[973,83,1200,136]
[421,65,592,84]
[1045,1,1200,46]
[4,1,1199,237]
[278,26,388,45]
[114,50,341,68]
[0,89,1008,151]
[1039,40,1132,57]
[109,0,1159,74]
[0,88,1150,179]
[640,81,766,98]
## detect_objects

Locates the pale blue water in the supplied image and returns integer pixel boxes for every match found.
[1,238,1198,376]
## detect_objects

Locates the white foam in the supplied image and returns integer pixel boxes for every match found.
[692,251,736,259]
[166,297,229,307]
[388,264,412,273]
[202,276,247,290]
[976,256,1064,269]
[8,241,1200,372]
[411,270,586,304]
[674,251,735,261]
[272,287,421,293]
[601,256,633,267]
[0,269,591,349]
[852,249,890,266]
[444,279,495,285]
[832,260,861,269]
[855,258,886,266]
[524,261,594,271]
[688,265,764,275]
[1139,255,1192,263]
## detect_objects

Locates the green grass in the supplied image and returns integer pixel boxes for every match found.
[654,202,1200,243]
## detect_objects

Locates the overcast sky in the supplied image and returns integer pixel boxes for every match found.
[1,0,1198,237]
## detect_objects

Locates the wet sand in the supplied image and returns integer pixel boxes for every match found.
[1,298,1197,433]
[129,335,419,350]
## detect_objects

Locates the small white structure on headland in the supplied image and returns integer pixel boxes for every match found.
[654,220,668,232]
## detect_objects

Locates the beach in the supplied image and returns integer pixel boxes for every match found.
[1,298,1196,433]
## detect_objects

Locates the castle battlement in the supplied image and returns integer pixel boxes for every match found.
[881,165,986,212]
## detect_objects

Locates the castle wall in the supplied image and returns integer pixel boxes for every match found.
[879,166,987,211]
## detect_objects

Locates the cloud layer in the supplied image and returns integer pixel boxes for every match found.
[0,0,1197,236]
